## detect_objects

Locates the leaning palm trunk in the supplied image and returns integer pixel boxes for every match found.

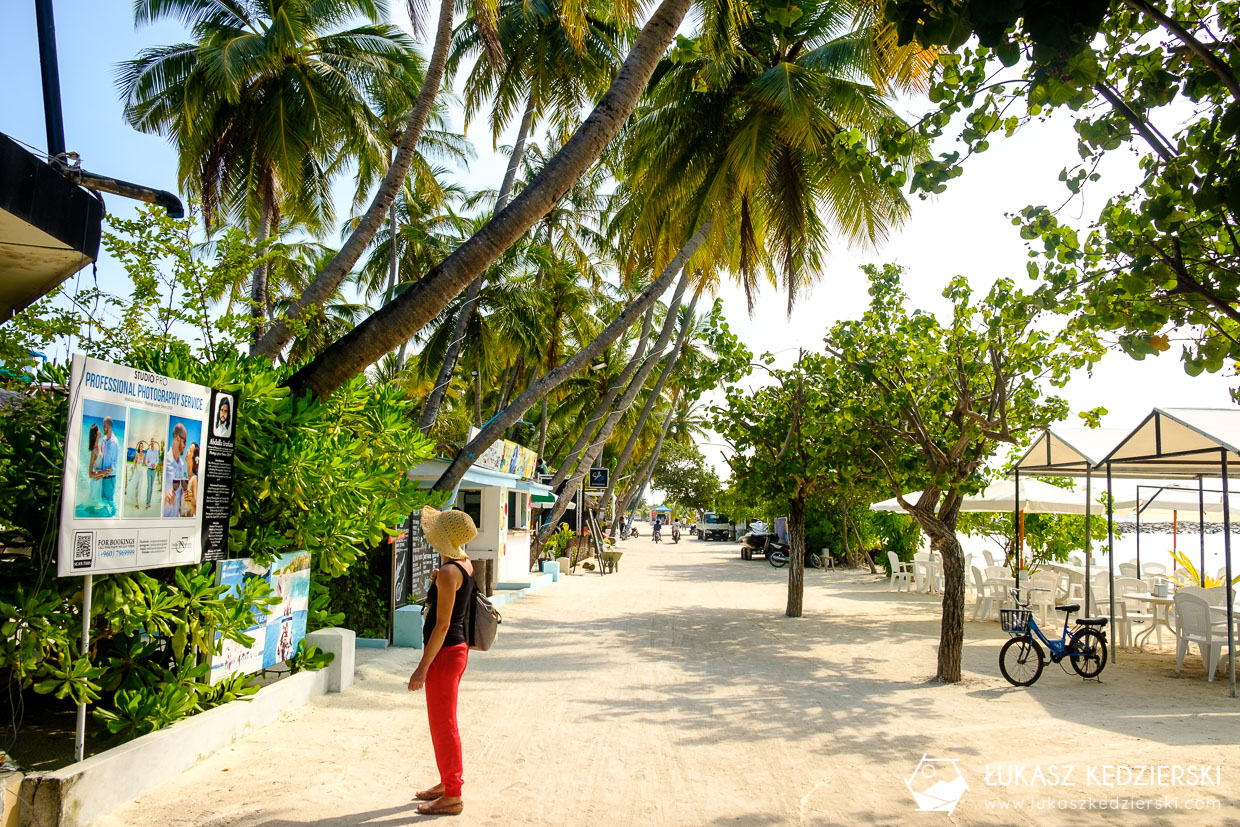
[531,273,689,562]
[419,90,538,431]
[283,0,698,394]
[251,0,457,359]
[549,306,655,487]
[598,292,698,524]
[427,218,711,497]
[610,385,679,537]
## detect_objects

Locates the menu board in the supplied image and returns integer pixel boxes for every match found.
[408,511,437,603]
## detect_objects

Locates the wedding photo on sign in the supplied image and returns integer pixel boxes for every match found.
[57,355,237,576]
[209,551,311,683]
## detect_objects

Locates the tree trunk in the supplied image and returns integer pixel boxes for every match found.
[281,0,698,392]
[599,292,697,525]
[250,174,276,344]
[386,199,399,300]
[903,499,966,683]
[537,398,548,458]
[251,0,457,359]
[473,358,483,426]
[786,493,807,618]
[418,89,537,431]
[609,384,679,538]
[427,220,708,497]
[551,305,655,487]
[532,274,689,560]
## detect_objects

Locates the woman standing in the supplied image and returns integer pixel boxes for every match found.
[407,505,477,817]
[182,443,200,517]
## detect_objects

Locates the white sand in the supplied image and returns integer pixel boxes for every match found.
[97,536,1240,825]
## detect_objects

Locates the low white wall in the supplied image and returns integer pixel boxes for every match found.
[21,669,329,827]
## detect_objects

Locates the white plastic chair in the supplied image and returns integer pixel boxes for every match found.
[1174,568,1199,587]
[1028,572,1059,625]
[1070,554,1084,566]
[1114,576,1160,648]
[1142,562,1167,576]
[1119,562,1138,578]
[1175,592,1233,681]
[888,551,913,592]
[982,549,997,568]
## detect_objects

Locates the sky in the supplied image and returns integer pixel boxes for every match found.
[3,1,1236,489]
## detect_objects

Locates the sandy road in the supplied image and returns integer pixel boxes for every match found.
[98,535,1240,826]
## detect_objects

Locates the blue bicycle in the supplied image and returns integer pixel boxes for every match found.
[999,588,1109,686]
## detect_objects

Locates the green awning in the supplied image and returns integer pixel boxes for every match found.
[531,493,556,505]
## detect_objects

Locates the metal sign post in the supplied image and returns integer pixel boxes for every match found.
[75,573,92,763]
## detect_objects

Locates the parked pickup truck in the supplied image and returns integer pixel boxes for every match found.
[696,512,733,541]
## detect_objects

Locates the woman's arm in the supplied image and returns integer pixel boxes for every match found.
[408,564,463,692]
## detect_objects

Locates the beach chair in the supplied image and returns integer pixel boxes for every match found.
[971,566,1005,621]
[1028,572,1058,625]
[888,551,913,592]
[1175,593,1233,681]
[1119,562,1138,578]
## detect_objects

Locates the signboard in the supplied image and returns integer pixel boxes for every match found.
[57,355,236,576]
[468,427,538,479]
[408,510,437,603]
[391,518,412,611]
[210,551,310,683]
[587,467,609,490]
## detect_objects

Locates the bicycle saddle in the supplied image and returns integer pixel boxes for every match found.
[1055,603,1080,613]
[1076,617,1108,626]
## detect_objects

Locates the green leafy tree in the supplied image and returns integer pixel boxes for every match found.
[820,264,1101,681]
[881,0,1240,395]
[651,440,721,513]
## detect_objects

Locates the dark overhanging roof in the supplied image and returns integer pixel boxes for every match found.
[0,132,102,321]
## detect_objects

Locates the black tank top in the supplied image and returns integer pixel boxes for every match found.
[423,560,475,647]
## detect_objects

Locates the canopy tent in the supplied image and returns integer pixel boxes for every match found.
[870,478,1111,515]
[1098,408,1237,697]
[652,505,672,512]
[1011,410,1237,696]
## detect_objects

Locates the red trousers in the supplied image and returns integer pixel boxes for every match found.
[426,642,469,796]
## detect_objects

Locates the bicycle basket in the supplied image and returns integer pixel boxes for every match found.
[1000,608,1032,635]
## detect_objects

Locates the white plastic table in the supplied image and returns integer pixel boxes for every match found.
[1131,593,1175,651]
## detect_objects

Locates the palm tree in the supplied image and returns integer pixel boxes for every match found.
[268,0,703,374]
[118,0,423,340]
[621,0,921,313]
[417,0,628,431]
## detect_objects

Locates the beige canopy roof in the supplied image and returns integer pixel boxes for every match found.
[1099,408,1240,479]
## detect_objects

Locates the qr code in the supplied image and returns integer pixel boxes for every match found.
[73,531,93,568]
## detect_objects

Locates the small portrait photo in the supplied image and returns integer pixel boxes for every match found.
[162,415,203,519]
[123,408,168,518]
[212,393,234,439]
[73,400,127,519]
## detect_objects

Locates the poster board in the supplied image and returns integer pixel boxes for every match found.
[468,427,537,479]
[210,551,310,683]
[391,517,412,611]
[57,355,237,576]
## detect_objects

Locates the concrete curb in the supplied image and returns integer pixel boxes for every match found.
[20,669,329,827]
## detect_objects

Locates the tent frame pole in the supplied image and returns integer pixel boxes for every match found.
[1222,450,1235,698]
[1107,463,1117,664]
[1084,470,1092,616]
[1200,475,1207,588]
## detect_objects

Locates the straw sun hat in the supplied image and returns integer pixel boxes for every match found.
[421,505,477,561]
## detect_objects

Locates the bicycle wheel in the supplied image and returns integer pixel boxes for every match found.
[1069,628,1108,679]
[999,636,1044,686]
[808,553,824,569]
[769,550,788,568]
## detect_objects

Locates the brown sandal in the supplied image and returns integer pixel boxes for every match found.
[416,798,463,816]
[414,788,444,801]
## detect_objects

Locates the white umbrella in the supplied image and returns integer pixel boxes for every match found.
[870,478,1105,515]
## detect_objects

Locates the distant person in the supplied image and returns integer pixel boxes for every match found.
[84,424,103,510]
[409,506,478,816]
[127,440,146,505]
[97,417,120,512]
[163,423,187,517]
